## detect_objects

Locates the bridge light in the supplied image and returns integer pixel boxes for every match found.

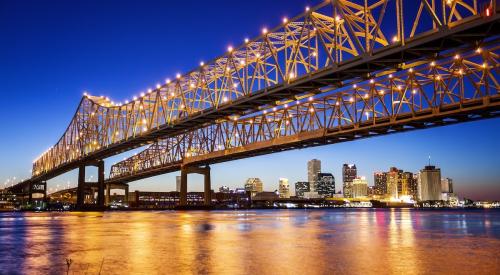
[389,74,393,78]
[176,73,181,79]
[353,84,357,88]
[430,61,436,67]
[349,97,354,102]
[408,68,413,73]
[263,110,267,114]
[454,54,460,60]
[312,51,317,57]
[227,46,233,52]
[133,96,138,101]
[296,100,300,105]
[283,17,288,24]
[83,92,88,96]
[476,47,482,53]
[170,92,175,96]
[289,72,295,79]
[397,85,402,90]
[240,60,245,65]
[370,79,374,84]
[308,96,313,101]
[125,100,129,104]
[436,75,441,80]
[140,92,145,97]
[305,6,310,12]
[392,36,399,43]
[190,83,195,88]
[309,108,314,113]
[364,94,369,99]
[200,61,204,66]
[244,38,249,43]
[262,28,268,34]
[273,107,277,111]
[284,104,288,108]
[142,119,147,124]
[379,90,385,95]
[223,96,228,102]
[412,89,417,94]
[482,62,487,69]
[156,84,161,89]
[148,88,152,93]
[166,78,171,84]
[458,69,463,75]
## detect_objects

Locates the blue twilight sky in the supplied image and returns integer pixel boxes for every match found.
[0,0,499,200]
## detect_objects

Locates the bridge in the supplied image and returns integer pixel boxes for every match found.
[9,0,500,209]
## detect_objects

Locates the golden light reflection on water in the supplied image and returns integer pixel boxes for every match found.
[1,210,499,274]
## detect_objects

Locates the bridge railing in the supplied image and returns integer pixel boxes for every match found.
[109,42,499,180]
[34,0,496,177]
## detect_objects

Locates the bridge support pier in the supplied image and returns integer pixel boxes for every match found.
[76,160,105,210]
[180,165,211,207]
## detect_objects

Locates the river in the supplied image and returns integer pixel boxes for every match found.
[1,209,499,274]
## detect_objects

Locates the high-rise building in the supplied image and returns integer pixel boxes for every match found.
[374,172,387,195]
[219,186,230,193]
[386,167,400,199]
[441,178,453,193]
[316,173,335,197]
[295,182,310,198]
[307,159,321,191]
[352,177,368,198]
[176,176,181,192]
[418,165,442,201]
[342,164,357,198]
[245,178,264,197]
[279,178,290,198]
[400,171,415,197]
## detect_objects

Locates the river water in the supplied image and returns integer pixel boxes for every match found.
[0,209,499,274]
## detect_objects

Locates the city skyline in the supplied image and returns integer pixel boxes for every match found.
[1,0,499,200]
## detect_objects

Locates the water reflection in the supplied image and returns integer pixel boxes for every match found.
[0,209,499,274]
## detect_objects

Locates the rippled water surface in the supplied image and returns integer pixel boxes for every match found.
[1,209,499,274]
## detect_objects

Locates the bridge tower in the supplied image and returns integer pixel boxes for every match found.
[76,160,105,210]
[180,165,211,207]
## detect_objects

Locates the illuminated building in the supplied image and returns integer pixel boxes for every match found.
[219,186,230,193]
[387,167,399,199]
[441,178,454,201]
[401,171,417,198]
[245,178,263,197]
[307,159,321,191]
[374,172,387,195]
[342,164,357,198]
[295,181,310,198]
[315,173,335,197]
[352,177,368,198]
[418,165,442,201]
[278,178,290,198]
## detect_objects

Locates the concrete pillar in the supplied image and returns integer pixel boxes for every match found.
[124,184,129,204]
[106,183,111,206]
[180,168,188,206]
[97,161,105,207]
[204,166,211,206]
[77,165,85,208]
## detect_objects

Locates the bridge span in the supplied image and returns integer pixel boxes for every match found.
[107,44,500,205]
[9,0,500,209]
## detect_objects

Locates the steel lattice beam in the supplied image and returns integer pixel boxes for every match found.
[107,42,500,183]
[30,0,499,183]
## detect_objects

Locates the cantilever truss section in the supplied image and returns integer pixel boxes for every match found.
[33,0,497,178]
[108,43,500,182]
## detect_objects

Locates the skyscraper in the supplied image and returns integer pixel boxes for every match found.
[245,178,264,197]
[441,178,453,193]
[295,182,310,198]
[316,173,335,197]
[418,165,442,201]
[387,167,400,199]
[342,164,357,198]
[279,178,290,198]
[352,177,368,198]
[374,172,387,195]
[307,159,321,192]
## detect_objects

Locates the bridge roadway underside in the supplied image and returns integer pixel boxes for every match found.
[107,96,500,184]
[30,14,500,183]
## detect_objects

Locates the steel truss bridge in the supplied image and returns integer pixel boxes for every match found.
[9,0,500,208]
